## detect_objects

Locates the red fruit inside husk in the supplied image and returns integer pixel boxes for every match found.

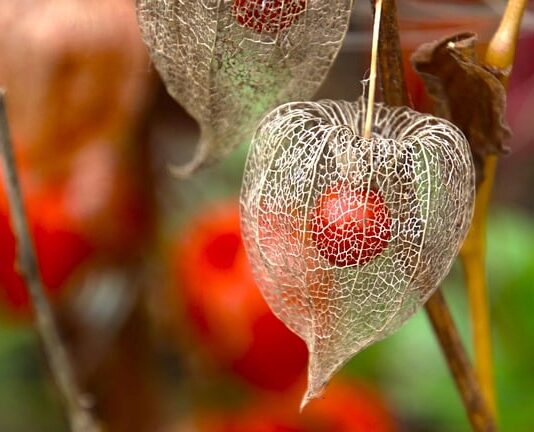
[312,183,392,267]
[232,0,307,34]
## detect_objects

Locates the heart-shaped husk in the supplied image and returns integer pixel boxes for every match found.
[240,98,475,407]
[137,0,353,176]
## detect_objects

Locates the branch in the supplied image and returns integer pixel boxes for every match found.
[485,0,528,74]
[460,0,528,416]
[0,90,100,432]
[425,292,496,432]
[460,156,498,415]
[373,0,409,107]
[369,1,496,430]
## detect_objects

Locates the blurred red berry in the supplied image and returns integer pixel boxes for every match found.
[199,412,302,432]
[0,178,94,314]
[303,380,397,432]
[0,139,149,316]
[189,379,396,432]
[232,0,307,34]
[312,183,392,267]
[173,201,308,391]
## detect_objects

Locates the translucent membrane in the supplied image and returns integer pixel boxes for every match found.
[137,0,353,175]
[240,99,475,407]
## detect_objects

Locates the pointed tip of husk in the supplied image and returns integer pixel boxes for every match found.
[167,134,213,179]
[300,384,326,412]
[168,157,204,179]
[300,349,342,411]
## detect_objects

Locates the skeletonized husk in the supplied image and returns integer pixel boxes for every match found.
[137,0,353,176]
[240,98,475,407]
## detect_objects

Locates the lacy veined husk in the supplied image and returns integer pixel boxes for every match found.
[137,0,354,175]
[240,98,475,407]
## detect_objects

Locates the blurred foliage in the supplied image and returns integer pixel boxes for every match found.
[0,326,65,431]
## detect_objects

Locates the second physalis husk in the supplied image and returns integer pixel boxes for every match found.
[136,0,353,176]
[240,98,475,407]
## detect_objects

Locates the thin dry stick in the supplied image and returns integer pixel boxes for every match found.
[460,155,497,416]
[485,0,527,72]
[369,1,496,431]
[461,0,527,416]
[0,90,100,432]
[372,0,409,107]
[426,291,496,432]
[363,0,383,139]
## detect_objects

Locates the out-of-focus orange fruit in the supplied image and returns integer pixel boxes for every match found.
[0,176,94,315]
[189,378,397,432]
[0,0,151,176]
[172,200,308,392]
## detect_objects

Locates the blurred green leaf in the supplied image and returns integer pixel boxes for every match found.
[0,324,66,432]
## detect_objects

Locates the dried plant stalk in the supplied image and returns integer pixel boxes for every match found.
[460,0,529,415]
[240,98,475,406]
[137,0,354,176]
[377,0,499,427]
[425,290,496,432]
[0,91,100,432]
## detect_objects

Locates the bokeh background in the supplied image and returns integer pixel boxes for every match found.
[0,1,533,431]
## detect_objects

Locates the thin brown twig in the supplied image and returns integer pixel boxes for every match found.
[460,155,498,415]
[0,90,100,432]
[460,0,529,415]
[369,1,496,430]
[425,291,496,432]
[372,0,409,107]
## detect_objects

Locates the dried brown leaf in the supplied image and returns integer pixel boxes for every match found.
[411,32,511,180]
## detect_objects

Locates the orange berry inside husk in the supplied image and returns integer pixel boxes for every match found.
[232,0,307,34]
[312,183,392,268]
